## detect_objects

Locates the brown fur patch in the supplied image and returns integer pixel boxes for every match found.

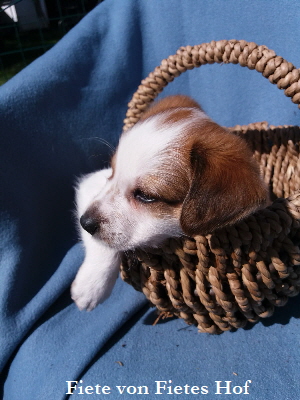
[163,108,195,125]
[109,154,116,180]
[180,120,269,235]
[136,169,189,205]
[139,95,202,121]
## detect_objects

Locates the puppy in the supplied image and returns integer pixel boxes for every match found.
[71,95,269,311]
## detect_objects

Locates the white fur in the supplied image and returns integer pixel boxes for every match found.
[71,109,208,311]
[75,168,112,217]
[71,235,120,311]
[71,168,120,309]
[116,110,207,182]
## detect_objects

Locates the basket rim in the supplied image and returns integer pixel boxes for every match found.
[123,40,300,132]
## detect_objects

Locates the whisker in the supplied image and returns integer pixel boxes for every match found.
[80,137,116,153]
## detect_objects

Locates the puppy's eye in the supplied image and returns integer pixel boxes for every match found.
[133,189,157,203]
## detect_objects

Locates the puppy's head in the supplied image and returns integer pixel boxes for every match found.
[80,95,269,249]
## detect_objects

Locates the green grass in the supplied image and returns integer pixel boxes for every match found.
[0,60,26,85]
[0,25,69,85]
[0,51,46,85]
[0,0,102,85]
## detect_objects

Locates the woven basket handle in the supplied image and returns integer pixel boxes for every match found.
[123,39,300,131]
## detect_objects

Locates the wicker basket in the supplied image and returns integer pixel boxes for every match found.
[120,40,300,334]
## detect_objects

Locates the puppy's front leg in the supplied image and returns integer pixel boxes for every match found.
[71,236,120,311]
[72,167,120,311]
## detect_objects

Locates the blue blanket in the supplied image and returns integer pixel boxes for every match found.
[1,1,300,398]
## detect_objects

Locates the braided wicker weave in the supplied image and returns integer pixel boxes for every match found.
[120,40,300,334]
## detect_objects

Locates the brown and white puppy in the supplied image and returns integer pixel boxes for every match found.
[71,95,269,311]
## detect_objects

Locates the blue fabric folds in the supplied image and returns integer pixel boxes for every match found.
[0,1,300,399]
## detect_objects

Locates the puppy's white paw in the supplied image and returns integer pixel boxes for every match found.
[71,248,120,311]
[71,264,119,311]
[71,276,107,311]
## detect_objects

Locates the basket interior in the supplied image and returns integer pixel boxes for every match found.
[233,124,300,200]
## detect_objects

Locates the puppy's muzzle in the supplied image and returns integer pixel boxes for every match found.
[80,214,99,236]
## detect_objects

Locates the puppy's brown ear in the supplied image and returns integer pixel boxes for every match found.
[180,123,269,236]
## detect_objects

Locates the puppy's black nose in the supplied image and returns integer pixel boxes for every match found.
[80,214,99,236]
